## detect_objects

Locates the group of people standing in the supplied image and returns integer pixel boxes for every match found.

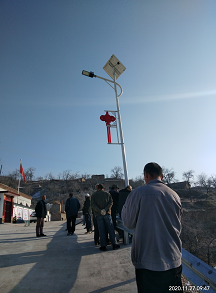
[36,162,183,292]
[65,183,132,251]
[65,163,183,292]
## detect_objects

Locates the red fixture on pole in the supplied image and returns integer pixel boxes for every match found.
[100,111,116,143]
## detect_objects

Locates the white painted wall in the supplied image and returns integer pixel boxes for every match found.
[14,195,31,207]
[13,195,32,221]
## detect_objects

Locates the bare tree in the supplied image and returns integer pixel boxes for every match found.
[182,170,194,186]
[110,166,123,179]
[131,175,144,188]
[182,170,195,201]
[57,173,62,180]
[11,169,20,181]
[1,169,19,189]
[81,173,91,180]
[211,174,216,189]
[45,173,55,180]
[196,173,212,197]
[62,170,72,181]
[162,167,176,185]
[70,172,80,180]
[25,167,36,181]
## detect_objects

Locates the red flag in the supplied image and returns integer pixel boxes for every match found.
[20,162,27,183]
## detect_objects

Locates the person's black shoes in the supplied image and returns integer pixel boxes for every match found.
[113,244,120,250]
[99,245,120,250]
[99,246,107,251]
[36,234,40,237]
[67,232,74,235]
[106,239,111,245]
[40,234,46,237]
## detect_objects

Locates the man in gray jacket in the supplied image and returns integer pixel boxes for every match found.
[121,162,182,293]
[91,184,120,251]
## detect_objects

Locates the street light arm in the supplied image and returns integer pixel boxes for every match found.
[94,75,123,98]
[81,70,123,98]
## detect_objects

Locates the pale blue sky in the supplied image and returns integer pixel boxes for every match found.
[1,0,216,181]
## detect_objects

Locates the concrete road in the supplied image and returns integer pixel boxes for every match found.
[0,220,136,293]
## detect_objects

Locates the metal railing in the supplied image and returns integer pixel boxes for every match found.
[116,219,216,292]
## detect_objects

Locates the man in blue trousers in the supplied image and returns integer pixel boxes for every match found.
[91,184,120,251]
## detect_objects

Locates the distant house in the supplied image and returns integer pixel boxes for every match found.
[50,201,66,221]
[77,178,86,183]
[0,183,32,224]
[168,181,190,191]
[91,175,105,182]
[91,175,125,190]
[104,178,125,190]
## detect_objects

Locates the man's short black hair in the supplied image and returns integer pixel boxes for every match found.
[97,184,105,190]
[69,192,73,197]
[144,162,163,178]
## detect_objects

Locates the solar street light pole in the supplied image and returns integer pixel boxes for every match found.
[112,67,129,187]
[82,66,129,187]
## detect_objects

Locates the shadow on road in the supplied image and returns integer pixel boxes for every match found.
[3,223,101,293]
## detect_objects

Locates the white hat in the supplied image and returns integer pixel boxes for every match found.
[85,193,90,197]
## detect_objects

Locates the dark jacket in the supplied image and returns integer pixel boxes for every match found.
[65,196,80,218]
[109,189,119,214]
[35,200,47,218]
[91,190,113,217]
[118,187,131,216]
[82,197,91,214]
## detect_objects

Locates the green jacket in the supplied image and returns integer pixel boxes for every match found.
[91,190,113,217]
